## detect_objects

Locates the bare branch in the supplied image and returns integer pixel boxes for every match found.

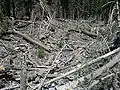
[7,30,51,52]
[44,47,120,85]
[57,51,120,90]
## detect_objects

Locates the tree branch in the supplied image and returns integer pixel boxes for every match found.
[7,30,51,52]
[56,51,120,90]
[44,47,120,85]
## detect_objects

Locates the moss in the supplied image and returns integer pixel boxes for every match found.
[58,39,64,48]
[0,9,9,37]
[37,46,45,58]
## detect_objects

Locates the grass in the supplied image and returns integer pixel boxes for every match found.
[37,46,45,58]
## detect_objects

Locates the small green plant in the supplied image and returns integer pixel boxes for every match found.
[37,46,45,58]
[58,39,64,48]
[0,9,9,37]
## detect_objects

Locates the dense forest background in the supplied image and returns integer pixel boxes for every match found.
[0,0,119,22]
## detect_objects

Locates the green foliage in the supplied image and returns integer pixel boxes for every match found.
[57,39,64,48]
[111,21,119,33]
[37,46,45,58]
[0,9,9,37]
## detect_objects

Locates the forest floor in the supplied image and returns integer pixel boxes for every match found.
[0,18,120,90]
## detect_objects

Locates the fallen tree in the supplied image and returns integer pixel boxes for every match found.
[56,51,120,90]
[44,47,120,85]
[6,29,51,52]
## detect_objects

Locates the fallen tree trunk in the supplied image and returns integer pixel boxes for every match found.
[7,30,51,52]
[81,29,98,38]
[44,47,120,85]
[56,51,120,90]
